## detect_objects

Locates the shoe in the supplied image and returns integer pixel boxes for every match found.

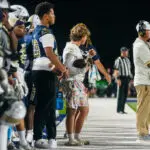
[34,139,49,149]
[26,132,33,144]
[49,139,57,148]
[64,140,83,146]
[136,135,150,143]
[123,111,127,114]
[19,142,33,150]
[75,138,90,145]
[7,142,17,150]
[64,133,68,139]
[117,111,124,114]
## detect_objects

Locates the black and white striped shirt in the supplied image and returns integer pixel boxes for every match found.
[114,56,132,78]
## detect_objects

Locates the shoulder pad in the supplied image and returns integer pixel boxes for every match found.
[41,27,51,36]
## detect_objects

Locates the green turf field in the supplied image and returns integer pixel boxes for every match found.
[127,102,137,112]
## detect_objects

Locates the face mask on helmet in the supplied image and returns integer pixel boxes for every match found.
[26,14,40,28]
[9,5,29,22]
[25,14,40,32]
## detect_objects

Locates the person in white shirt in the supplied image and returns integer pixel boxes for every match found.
[62,23,90,146]
[62,23,111,146]
[133,20,150,142]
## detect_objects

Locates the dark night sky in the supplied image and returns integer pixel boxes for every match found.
[9,0,149,70]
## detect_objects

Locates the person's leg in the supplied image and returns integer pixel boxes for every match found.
[122,78,129,113]
[117,82,124,113]
[26,104,35,143]
[46,76,57,148]
[63,106,80,139]
[16,119,32,149]
[16,119,26,144]
[24,71,35,143]
[62,80,84,146]
[26,105,35,130]
[32,71,49,141]
[74,107,89,134]
[74,110,80,132]
[46,107,56,139]
[46,74,56,141]
[46,100,57,148]
[74,106,89,145]
[33,71,58,148]
[66,108,77,142]
[136,85,150,137]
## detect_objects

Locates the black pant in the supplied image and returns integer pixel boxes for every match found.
[24,71,37,106]
[117,77,129,112]
[32,70,56,140]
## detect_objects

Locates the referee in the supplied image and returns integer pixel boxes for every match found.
[113,47,132,114]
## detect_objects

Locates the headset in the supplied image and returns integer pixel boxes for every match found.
[138,20,146,37]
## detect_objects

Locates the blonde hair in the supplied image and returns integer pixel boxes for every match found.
[70,23,91,41]
[86,36,92,48]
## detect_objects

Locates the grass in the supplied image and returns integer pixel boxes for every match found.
[127,102,137,112]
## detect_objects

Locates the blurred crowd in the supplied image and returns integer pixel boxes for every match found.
[89,67,136,98]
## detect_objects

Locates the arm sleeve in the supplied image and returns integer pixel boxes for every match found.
[39,34,55,48]
[88,45,100,60]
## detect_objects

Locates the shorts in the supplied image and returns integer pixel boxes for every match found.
[61,80,88,109]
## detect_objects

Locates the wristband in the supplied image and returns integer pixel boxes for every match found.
[92,55,99,61]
